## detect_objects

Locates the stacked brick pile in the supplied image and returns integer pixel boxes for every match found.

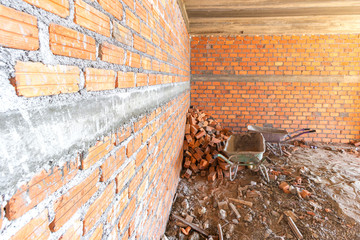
[182,107,232,181]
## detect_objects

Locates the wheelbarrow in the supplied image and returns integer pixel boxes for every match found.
[213,132,271,181]
[247,125,316,156]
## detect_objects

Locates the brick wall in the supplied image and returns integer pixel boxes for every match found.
[191,35,360,143]
[0,0,189,239]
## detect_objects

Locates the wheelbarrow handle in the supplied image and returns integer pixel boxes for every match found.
[284,129,316,142]
[213,154,234,165]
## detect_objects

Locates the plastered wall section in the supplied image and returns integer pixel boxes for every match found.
[0,0,190,239]
[191,35,360,143]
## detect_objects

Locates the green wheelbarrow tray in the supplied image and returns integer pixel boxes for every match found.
[214,133,270,181]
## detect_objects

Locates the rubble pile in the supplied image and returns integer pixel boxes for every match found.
[182,107,232,181]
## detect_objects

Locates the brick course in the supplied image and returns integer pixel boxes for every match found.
[1,0,190,239]
[191,34,360,142]
[191,35,360,76]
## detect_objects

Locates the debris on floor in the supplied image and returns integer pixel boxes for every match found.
[165,109,360,239]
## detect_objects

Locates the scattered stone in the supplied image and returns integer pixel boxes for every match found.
[264,229,272,238]
[244,213,253,222]
[271,210,279,217]
[198,206,207,215]
[181,199,189,210]
[300,190,311,199]
[189,232,200,240]
[218,201,229,210]
[232,219,239,224]
[250,181,257,186]
[219,209,227,219]
[203,220,209,229]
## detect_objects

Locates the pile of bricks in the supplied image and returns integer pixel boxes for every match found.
[182,107,232,181]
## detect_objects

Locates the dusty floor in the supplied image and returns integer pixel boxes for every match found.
[165,142,360,240]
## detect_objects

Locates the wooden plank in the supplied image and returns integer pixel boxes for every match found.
[187,6,360,18]
[184,0,360,10]
[189,15,360,35]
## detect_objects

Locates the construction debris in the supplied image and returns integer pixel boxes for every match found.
[182,107,232,181]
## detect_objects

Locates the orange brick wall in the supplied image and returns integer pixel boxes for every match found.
[191,35,360,76]
[191,35,360,143]
[0,0,189,239]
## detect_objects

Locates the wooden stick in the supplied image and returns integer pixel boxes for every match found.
[229,198,253,207]
[218,224,224,240]
[172,214,209,237]
[286,216,303,239]
[229,202,241,219]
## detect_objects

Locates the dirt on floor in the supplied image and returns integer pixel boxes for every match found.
[165,142,360,240]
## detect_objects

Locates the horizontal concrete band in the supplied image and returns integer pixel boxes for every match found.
[191,74,360,83]
[0,82,190,193]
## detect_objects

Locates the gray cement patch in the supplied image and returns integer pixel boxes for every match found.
[0,82,190,195]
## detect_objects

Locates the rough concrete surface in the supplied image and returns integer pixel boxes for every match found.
[0,81,189,196]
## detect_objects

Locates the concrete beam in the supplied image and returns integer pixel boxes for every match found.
[0,82,190,194]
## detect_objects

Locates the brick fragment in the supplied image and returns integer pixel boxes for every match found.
[0,5,39,50]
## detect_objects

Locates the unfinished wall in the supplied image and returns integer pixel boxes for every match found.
[0,0,189,239]
[191,35,360,143]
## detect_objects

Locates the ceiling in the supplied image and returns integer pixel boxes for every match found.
[181,0,360,35]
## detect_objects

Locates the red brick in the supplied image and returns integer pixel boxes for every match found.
[126,52,141,68]
[74,0,110,37]
[113,21,132,46]
[126,9,140,33]
[81,137,114,169]
[0,5,39,50]
[6,159,78,220]
[88,223,103,240]
[135,146,147,167]
[128,168,143,198]
[117,71,135,88]
[12,61,80,97]
[24,0,69,18]
[100,147,125,182]
[50,169,99,232]
[118,197,136,232]
[85,68,116,91]
[83,181,115,235]
[136,73,148,87]
[133,34,146,52]
[10,209,50,240]
[107,188,128,225]
[115,161,135,193]
[60,219,82,240]
[49,24,96,60]
[98,0,123,21]
[100,42,125,65]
